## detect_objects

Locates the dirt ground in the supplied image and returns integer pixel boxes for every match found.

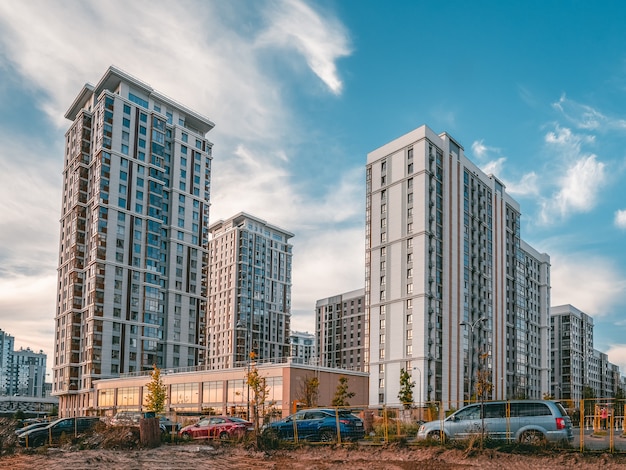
[3,444,626,470]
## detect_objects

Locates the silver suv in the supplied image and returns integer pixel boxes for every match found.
[416,400,573,444]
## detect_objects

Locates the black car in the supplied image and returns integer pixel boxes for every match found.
[159,416,181,434]
[18,416,101,447]
[262,408,364,442]
[14,421,50,435]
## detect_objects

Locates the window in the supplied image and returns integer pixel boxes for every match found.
[121,144,129,155]
[407,193,413,204]
[123,104,131,115]
[407,283,413,294]
[407,238,413,248]
[407,253,413,263]
[406,299,412,309]
[408,163,414,173]
[407,222,413,233]
[406,344,413,355]
[381,246,386,256]
[182,133,188,143]
[122,118,130,128]
[407,178,413,189]
[406,313,412,324]
[381,203,386,214]
[407,268,413,278]
[406,329,412,340]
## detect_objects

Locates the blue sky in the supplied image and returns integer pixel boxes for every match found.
[1,0,625,374]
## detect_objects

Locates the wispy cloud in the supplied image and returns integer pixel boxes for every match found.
[615,209,626,229]
[538,126,607,224]
[553,94,626,131]
[470,140,538,197]
[257,0,351,94]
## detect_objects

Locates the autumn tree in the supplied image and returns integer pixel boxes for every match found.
[332,376,355,407]
[297,375,320,408]
[144,364,167,414]
[397,368,415,409]
[246,360,269,433]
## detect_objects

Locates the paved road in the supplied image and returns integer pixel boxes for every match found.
[571,427,626,451]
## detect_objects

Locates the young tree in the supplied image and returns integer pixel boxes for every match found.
[297,375,320,408]
[246,362,269,433]
[144,364,168,414]
[332,376,355,407]
[397,368,415,409]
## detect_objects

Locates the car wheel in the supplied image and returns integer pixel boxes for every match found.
[219,431,230,441]
[427,431,445,443]
[519,430,545,445]
[319,429,336,442]
[31,436,46,448]
[180,432,192,441]
[262,428,279,439]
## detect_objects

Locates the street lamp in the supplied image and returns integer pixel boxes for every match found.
[460,317,487,403]
[412,366,422,420]
[236,320,252,420]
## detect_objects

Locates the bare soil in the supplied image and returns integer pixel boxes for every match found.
[3,444,626,470]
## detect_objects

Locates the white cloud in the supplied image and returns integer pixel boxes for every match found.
[257,0,351,94]
[553,94,626,131]
[550,252,626,317]
[615,209,626,230]
[470,140,538,197]
[539,126,607,224]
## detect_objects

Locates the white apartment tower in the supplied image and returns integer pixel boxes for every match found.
[365,125,550,409]
[54,67,214,416]
[205,213,293,369]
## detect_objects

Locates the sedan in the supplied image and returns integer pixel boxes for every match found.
[262,408,364,442]
[179,416,252,441]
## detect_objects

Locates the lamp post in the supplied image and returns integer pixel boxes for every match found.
[236,320,252,420]
[460,317,487,403]
[412,366,422,421]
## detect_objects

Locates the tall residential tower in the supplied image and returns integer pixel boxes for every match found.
[365,125,550,409]
[205,213,293,369]
[54,67,214,416]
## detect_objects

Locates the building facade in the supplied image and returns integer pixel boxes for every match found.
[54,66,214,416]
[316,288,366,371]
[0,330,48,398]
[205,213,293,370]
[0,329,15,395]
[290,331,316,364]
[365,125,550,410]
[13,348,47,398]
[93,360,368,419]
[551,304,623,402]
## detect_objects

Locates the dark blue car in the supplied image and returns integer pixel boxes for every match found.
[262,408,364,442]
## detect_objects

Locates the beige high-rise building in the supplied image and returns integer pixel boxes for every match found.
[54,66,214,416]
[365,125,551,409]
[205,213,293,369]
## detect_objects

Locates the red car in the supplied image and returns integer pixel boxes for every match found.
[179,416,252,441]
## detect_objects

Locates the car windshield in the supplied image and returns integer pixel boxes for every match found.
[229,417,247,423]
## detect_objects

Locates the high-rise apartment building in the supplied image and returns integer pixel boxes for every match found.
[551,304,622,401]
[0,330,48,397]
[0,329,15,395]
[365,125,550,409]
[316,288,366,371]
[290,331,316,364]
[14,348,47,398]
[54,66,214,416]
[205,213,293,369]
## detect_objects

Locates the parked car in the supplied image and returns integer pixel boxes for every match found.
[110,411,145,426]
[18,416,101,447]
[179,416,253,441]
[159,416,181,434]
[14,421,50,435]
[262,408,365,442]
[415,400,573,444]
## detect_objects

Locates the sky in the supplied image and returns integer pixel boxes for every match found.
[0,0,625,376]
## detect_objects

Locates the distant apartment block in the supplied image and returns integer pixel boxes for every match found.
[54,66,214,416]
[365,125,551,409]
[290,331,316,364]
[315,288,366,371]
[551,304,622,401]
[0,330,48,397]
[205,213,293,369]
[0,329,14,395]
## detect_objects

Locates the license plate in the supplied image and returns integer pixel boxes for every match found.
[356,422,362,427]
